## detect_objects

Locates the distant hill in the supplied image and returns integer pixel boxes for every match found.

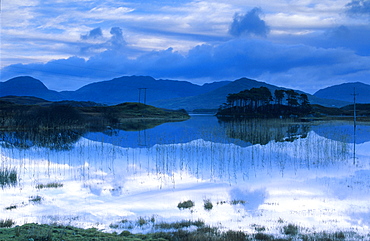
[152,77,350,111]
[152,77,279,110]
[60,76,231,104]
[0,96,104,107]
[0,76,62,100]
[314,82,370,103]
[0,75,351,111]
[0,76,230,105]
[0,96,52,106]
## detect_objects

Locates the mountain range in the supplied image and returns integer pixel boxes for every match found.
[314,82,370,104]
[1,75,366,111]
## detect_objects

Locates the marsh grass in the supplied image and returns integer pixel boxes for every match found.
[0,168,17,188]
[282,223,299,235]
[154,219,205,230]
[136,217,148,227]
[0,219,15,228]
[36,182,63,189]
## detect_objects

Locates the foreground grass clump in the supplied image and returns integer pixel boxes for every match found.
[0,223,168,241]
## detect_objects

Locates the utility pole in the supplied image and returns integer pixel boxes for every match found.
[351,87,358,164]
[352,87,357,127]
[138,88,148,104]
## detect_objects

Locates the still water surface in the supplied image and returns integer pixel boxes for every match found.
[1,115,370,234]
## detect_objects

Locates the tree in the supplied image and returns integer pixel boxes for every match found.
[217,87,311,118]
[274,89,285,105]
[285,90,299,107]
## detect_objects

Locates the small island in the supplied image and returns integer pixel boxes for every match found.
[0,96,189,131]
[216,87,311,119]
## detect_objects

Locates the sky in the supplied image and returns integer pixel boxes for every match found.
[1,0,370,93]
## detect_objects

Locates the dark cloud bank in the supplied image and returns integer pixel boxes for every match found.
[2,6,370,92]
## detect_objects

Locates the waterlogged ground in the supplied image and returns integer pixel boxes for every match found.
[1,116,370,235]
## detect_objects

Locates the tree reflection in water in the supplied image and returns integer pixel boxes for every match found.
[219,118,311,145]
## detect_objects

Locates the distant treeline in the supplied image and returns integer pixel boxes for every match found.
[217,87,311,118]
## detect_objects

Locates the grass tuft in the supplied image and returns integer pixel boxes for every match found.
[36,182,63,189]
[203,199,213,211]
[5,205,17,210]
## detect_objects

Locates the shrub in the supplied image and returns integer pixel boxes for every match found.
[177,200,194,209]
[119,230,131,236]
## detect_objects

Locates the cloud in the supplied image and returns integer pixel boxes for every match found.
[3,35,370,93]
[229,7,270,37]
[306,25,370,55]
[81,27,103,40]
[345,0,370,16]
[80,27,127,55]
[109,27,126,49]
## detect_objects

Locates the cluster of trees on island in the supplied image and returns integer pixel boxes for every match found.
[217,87,312,118]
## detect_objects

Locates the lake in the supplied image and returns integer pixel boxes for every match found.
[1,115,370,235]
